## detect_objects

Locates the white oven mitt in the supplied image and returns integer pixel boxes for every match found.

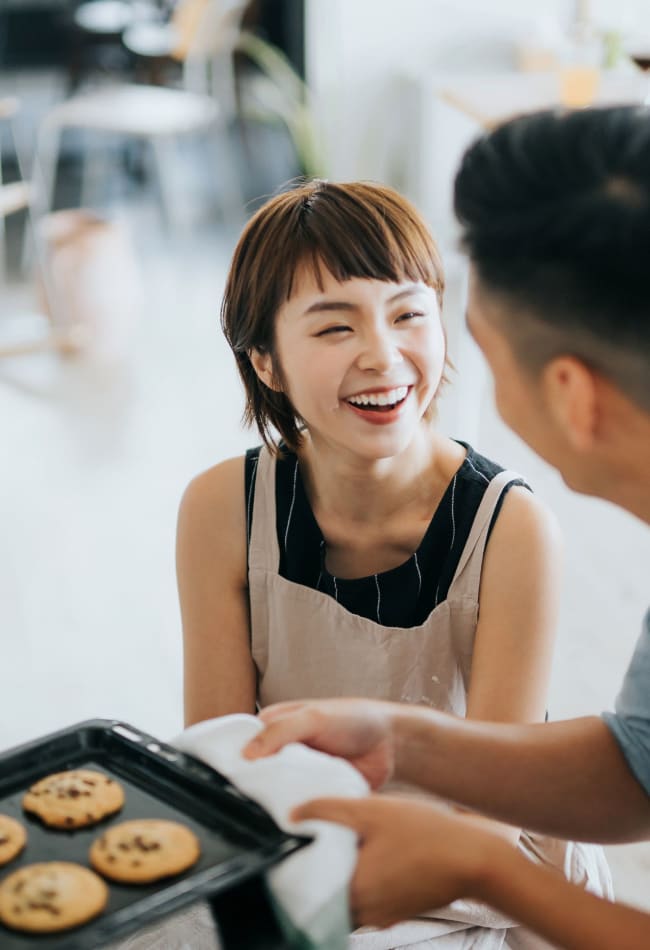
[174,714,369,950]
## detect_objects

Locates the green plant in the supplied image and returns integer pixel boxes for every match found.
[235,30,325,178]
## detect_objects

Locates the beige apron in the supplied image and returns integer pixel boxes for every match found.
[249,446,613,950]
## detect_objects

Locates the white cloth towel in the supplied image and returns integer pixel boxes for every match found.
[106,717,613,950]
[174,714,369,948]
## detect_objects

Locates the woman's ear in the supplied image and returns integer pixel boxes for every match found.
[541,356,598,450]
[249,349,281,391]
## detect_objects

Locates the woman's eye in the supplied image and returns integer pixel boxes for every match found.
[397,311,425,323]
[315,325,351,337]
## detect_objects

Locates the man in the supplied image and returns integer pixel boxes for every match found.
[244,105,650,949]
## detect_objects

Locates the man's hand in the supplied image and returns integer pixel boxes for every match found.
[243,699,396,789]
[292,794,650,950]
[291,795,497,928]
[246,702,650,844]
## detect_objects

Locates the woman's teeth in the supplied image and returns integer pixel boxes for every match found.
[347,386,408,409]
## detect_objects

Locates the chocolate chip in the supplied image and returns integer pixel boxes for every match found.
[65,817,74,826]
[133,835,158,852]
[28,901,60,915]
[0,835,8,845]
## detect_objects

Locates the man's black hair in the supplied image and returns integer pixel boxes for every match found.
[454,105,650,409]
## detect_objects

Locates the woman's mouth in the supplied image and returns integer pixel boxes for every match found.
[345,386,410,413]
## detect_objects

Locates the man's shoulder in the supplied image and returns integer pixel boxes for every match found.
[601,608,650,796]
[615,609,650,706]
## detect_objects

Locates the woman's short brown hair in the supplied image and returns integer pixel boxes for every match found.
[221,179,445,451]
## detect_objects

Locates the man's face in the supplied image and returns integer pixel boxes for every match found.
[466,272,650,521]
[465,273,567,474]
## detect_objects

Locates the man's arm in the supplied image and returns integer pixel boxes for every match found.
[392,708,650,842]
[246,699,650,842]
[479,837,650,950]
[292,794,650,950]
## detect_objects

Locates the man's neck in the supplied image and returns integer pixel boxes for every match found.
[593,393,650,526]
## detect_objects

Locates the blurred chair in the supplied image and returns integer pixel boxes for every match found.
[0,99,33,285]
[124,0,246,106]
[125,1,320,179]
[34,0,248,229]
[0,98,83,360]
[66,0,138,91]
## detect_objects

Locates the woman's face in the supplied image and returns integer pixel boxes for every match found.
[254,264,446,461]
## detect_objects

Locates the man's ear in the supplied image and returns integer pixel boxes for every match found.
[249,349,281,391]
[541,356,598,450]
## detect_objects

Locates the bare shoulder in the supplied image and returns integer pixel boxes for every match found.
[179,456,246,525]
[487,482,563,564]
[177,456,247,579]
[178,455,257,723]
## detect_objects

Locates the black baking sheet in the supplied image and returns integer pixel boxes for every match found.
[0,719,308,949]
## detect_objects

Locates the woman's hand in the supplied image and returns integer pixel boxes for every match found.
[291,794,500,928]
[243,698,397,790]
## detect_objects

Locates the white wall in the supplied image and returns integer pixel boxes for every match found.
[305,0,561,180]
[305,0,650,184]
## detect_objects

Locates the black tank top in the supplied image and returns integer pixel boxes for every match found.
[245,442,527,629]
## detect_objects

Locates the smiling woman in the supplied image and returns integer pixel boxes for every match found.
[219,179,445,452]
[248,268,445,466]
[175,179,612,947]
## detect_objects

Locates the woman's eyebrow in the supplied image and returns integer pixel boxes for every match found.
[302,284,427,316]
[302,300,358,315]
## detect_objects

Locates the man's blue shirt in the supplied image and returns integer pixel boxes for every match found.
[603,609,650,796]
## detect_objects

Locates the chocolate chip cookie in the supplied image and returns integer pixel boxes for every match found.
[90,819,201,883]
[0,815,26,867]
[0,861,108,933]
[22,769,124,829]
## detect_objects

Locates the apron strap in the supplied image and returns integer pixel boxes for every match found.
[248,444,281,573]
[250,449,524,605]
[447,469,525,602]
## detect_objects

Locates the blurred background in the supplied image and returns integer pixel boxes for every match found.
[1,0,650,909]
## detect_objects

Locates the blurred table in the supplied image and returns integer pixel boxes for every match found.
[436,68,649,130]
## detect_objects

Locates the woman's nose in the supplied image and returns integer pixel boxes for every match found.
[356,330,403,373]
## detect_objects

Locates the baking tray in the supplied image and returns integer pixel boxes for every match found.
[0,719,309,949]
